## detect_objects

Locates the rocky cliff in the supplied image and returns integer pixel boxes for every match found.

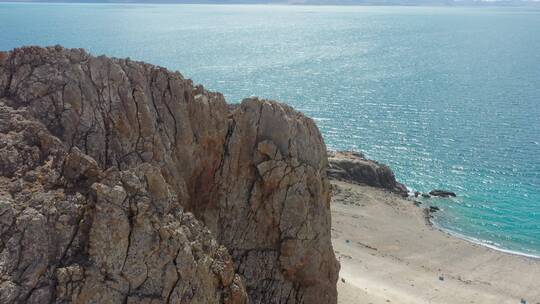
[0,46,338,303]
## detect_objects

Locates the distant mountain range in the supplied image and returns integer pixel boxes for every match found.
[2,0,539,5]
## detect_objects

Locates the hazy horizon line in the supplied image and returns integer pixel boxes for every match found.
[1,0,539,6]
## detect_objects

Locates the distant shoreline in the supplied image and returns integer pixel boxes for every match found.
[1,1,539,8]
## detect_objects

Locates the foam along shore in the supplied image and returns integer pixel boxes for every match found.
[331,180,540,304]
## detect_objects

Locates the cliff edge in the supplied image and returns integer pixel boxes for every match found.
[0,46,338,303]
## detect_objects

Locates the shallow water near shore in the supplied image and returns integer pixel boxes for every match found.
[1,3,539,256]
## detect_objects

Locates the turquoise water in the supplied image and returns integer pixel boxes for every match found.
[1,3,539,256]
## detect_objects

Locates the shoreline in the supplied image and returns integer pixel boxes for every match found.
[331,180,540,304]
[327,149,540,260]
[405,180,540,260]
[410,190,540,260]
[429,220,540,260]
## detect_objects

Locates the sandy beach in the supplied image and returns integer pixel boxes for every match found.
[331,180,540,304]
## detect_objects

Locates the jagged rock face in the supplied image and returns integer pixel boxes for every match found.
[0,101,247,303]
[0,46,338,303]
[327,151,407,197]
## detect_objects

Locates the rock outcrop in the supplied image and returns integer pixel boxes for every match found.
[429,190,456,198]
[327,151,407,197]
[0,46,338,303]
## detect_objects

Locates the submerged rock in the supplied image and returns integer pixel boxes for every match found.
[429,206,441,212]
[327,151,408,197]
[429,190,456,198]
[0,46,338,303]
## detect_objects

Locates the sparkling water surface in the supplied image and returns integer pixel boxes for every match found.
[1,3,539,256]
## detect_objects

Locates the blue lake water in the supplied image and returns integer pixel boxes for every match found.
[1,3,539,256]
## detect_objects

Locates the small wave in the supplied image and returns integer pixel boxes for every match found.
[312,117,331,122]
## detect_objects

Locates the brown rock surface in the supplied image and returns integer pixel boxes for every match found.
[0,46,338,303]
[327,151,407,197]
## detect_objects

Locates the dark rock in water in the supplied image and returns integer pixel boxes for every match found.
[429,206,440,212]
[422,193,431,198]
[327,151,408,197]
[414,191,421,197]
[429,190,456,198]
[0,46,338,304]
[413,201,422,207]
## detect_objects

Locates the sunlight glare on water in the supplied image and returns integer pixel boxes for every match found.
[1,3,539,256]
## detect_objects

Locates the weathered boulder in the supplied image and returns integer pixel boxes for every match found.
[327,151,407,197]
[0,46,338,303]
